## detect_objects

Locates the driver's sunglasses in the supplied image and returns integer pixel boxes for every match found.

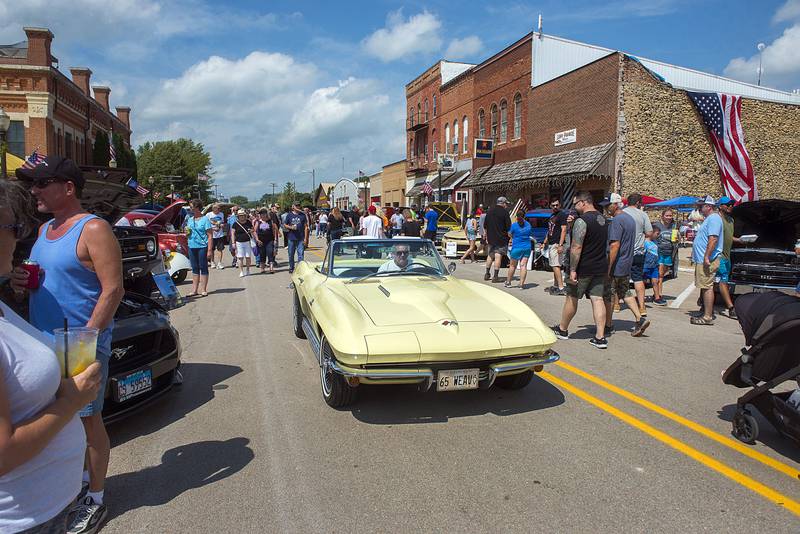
[394,251,410,256]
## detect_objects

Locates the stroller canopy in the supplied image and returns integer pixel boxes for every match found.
[735,291,800,348]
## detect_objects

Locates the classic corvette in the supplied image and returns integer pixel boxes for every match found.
[291,237,559,407]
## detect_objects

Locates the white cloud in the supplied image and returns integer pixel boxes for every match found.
[136,51,403,199]
[445,36,483,60]
[723,23,800,89]
[774,0,800,23]
[362,10,442,62]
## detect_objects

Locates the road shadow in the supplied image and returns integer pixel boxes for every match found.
[347,374,564,425]
[717,403,800,464]
[108,362,242,447]
[209,287,245,295]
[105,437,254,521]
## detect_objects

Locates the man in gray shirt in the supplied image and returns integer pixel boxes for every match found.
[605,194,650,337]
[623,193,653,317]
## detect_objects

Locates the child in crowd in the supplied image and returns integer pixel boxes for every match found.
[644,227,661,303]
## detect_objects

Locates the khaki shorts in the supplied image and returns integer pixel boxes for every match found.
[547,245,562,267]
[565,275,606,299]
[604,275,634,301]
[694,257,720,290]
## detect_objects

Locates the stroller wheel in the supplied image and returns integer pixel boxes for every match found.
[732,412,759,444]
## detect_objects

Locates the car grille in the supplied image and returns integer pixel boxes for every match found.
[731,263,800,287]
[110,329,177,374]
[119,235,158,263]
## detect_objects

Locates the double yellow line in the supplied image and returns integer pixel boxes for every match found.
[541,362,800,516]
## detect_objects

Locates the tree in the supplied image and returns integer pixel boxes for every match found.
[136,138,213,200]
[92,131,110,166]
[230,195,248,206]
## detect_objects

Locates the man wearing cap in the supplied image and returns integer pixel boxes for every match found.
[717,196,743,319]
[483,197,511,282]
[361,205,385,238]
[10,156,123,532]
[285,203,308,273]
[691,195,724,325]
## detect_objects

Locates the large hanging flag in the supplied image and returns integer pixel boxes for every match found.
[687,92,757,203]
[109,131,116,162]
[22,148,45,169]
[421,181,433,196]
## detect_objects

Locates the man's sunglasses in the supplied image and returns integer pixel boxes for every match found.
[394,251,410,256]
[30,177,67,189]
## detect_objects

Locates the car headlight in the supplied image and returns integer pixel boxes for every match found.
[146,240,156,254]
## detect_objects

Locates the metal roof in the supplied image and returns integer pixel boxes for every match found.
[532,33,800,106]
[0,41,27,59]
[461,143,615,190]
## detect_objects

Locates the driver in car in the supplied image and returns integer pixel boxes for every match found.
[377,244,414,273]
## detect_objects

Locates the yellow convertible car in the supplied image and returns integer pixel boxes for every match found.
[291,237,559,407]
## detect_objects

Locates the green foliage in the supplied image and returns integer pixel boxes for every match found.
[136,138,213,200]
[229,195,248,206]
[92,131,110,166]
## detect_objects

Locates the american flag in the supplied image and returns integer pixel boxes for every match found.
[197,172,210,182]
[109,131,116,162]
[422,181,433,196]
[688,92,757,203]
[22,148,45,169]
[154,191,162,199]
[126,177,149,196]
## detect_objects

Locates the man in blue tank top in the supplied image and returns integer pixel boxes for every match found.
[12,156,123,532]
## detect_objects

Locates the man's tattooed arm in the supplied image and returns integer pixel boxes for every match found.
[570,218,586,274]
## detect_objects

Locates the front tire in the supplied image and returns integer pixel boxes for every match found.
[319,338,357,408]
[293,290,306,339]
[495,370,534,390]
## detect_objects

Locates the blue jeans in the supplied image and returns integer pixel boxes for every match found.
[188,247,209,275]
[288,239,305,272]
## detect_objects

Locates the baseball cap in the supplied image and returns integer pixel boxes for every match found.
[16,155,85,189]
[496,196,509,205]
[700,195,716,205]
[717,196,734,206]
[368,205,376,214]
[599,193,623,206]
[237,208,246,215]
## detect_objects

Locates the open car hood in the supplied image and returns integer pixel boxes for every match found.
[345,277,510,326]
[429,202,461,226]
[146,201,187,231]
[79,166,141,224]
[732,199,800,250]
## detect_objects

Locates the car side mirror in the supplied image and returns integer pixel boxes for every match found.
[448,262,457,274]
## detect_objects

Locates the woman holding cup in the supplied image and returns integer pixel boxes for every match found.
[0,179,102,533]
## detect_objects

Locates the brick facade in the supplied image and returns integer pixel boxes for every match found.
[381,160,407,207]
[0,27,131,166]
[405,62,441,178]
[439,70,473,163]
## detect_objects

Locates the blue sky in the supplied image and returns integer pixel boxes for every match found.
[2,0,798,199]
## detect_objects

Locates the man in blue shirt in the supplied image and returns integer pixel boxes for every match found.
[691,195,724,325]
[423,206,439,242]
[285,203,308,273]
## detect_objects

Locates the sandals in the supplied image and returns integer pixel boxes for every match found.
[690,316,714,326]
[185,292,198,298]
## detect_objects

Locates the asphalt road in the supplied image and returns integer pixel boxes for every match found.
[103,237,800,533]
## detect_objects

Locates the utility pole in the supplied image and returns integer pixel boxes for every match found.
[270,182,276,204]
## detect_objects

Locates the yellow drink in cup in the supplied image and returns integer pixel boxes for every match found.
[53,327,98,378]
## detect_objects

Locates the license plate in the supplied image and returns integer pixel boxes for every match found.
[437,368,480,392]
[116,369,153,402]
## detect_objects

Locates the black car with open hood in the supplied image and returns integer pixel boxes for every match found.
[730,199,800,294]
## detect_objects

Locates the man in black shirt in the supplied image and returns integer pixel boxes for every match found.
[483,196,511,282]
[552,191,610,349]
[542,198,568,295]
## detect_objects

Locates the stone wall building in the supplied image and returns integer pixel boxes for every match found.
[0,27,132,165]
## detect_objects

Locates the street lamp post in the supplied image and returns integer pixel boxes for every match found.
[757,42,766,86]
[0,107,11,180]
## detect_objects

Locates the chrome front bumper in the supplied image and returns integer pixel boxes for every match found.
[329,350,561,391]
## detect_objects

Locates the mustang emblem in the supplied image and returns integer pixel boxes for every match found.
[112,345,134,360]
[441,320,458,326]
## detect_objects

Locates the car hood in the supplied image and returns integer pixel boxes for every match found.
[146,201,187,231]
[345,276,510,326]
[79,166,142,223]
[732,199,800,250]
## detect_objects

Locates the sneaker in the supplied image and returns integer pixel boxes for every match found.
[551,325,569,340]
[631,317,651,337]
[589,337,608,349]
[75,481,89,503]
[552,287,566,296]
[605,324,616,336]
[484,272,491,281]
[246,268,251,276]
[654,297,667,306]
[491,274,500,283]
[239,272,245,278]
[544,285,555,293]
[67,496,107,534]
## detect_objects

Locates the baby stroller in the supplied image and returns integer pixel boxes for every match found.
[722,291,800,444]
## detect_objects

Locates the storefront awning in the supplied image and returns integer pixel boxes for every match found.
[461,143,615,191]
[406,170,471,196]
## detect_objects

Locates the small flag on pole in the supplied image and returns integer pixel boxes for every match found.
[22,148,45,169]
[197,172,210,182]
[125,177,149,196]
[109,131,116,163]
[422,181,433,196]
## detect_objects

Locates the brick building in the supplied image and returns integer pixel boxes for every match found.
[462,33,800,206]
[380,160,406,207]
[0,27,132,166]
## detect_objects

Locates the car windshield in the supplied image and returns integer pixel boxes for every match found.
[329,239,448,279]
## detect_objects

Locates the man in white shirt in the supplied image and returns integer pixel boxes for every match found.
[377,244,413,272]
[361,205,385,238]
[390,210,404,238]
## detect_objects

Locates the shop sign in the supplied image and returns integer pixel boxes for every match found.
[438,153,455,171]
[554,128,577,146]
[474,139,494,159]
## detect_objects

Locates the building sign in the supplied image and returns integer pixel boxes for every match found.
[554,128,577,146]
[474,139,494,159]
[438,153,455,172]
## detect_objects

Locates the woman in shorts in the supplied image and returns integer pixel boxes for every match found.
[460,212,478,264]
[505,211,533,289]
[231,209,254,277]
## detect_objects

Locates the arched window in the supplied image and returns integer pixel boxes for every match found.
[444,123,451,154]
[513,93,522,139]
[499,99,508,143]
[417,102,421,124]
[432,127,438,160]
[478,109,485,138]
[490,104,498,140]
[424,99,429,121]
[409,107,414,127]
[423,133,428,161]
[453,120,459,154]
[433,95,437,117]
[462,116,468,154]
